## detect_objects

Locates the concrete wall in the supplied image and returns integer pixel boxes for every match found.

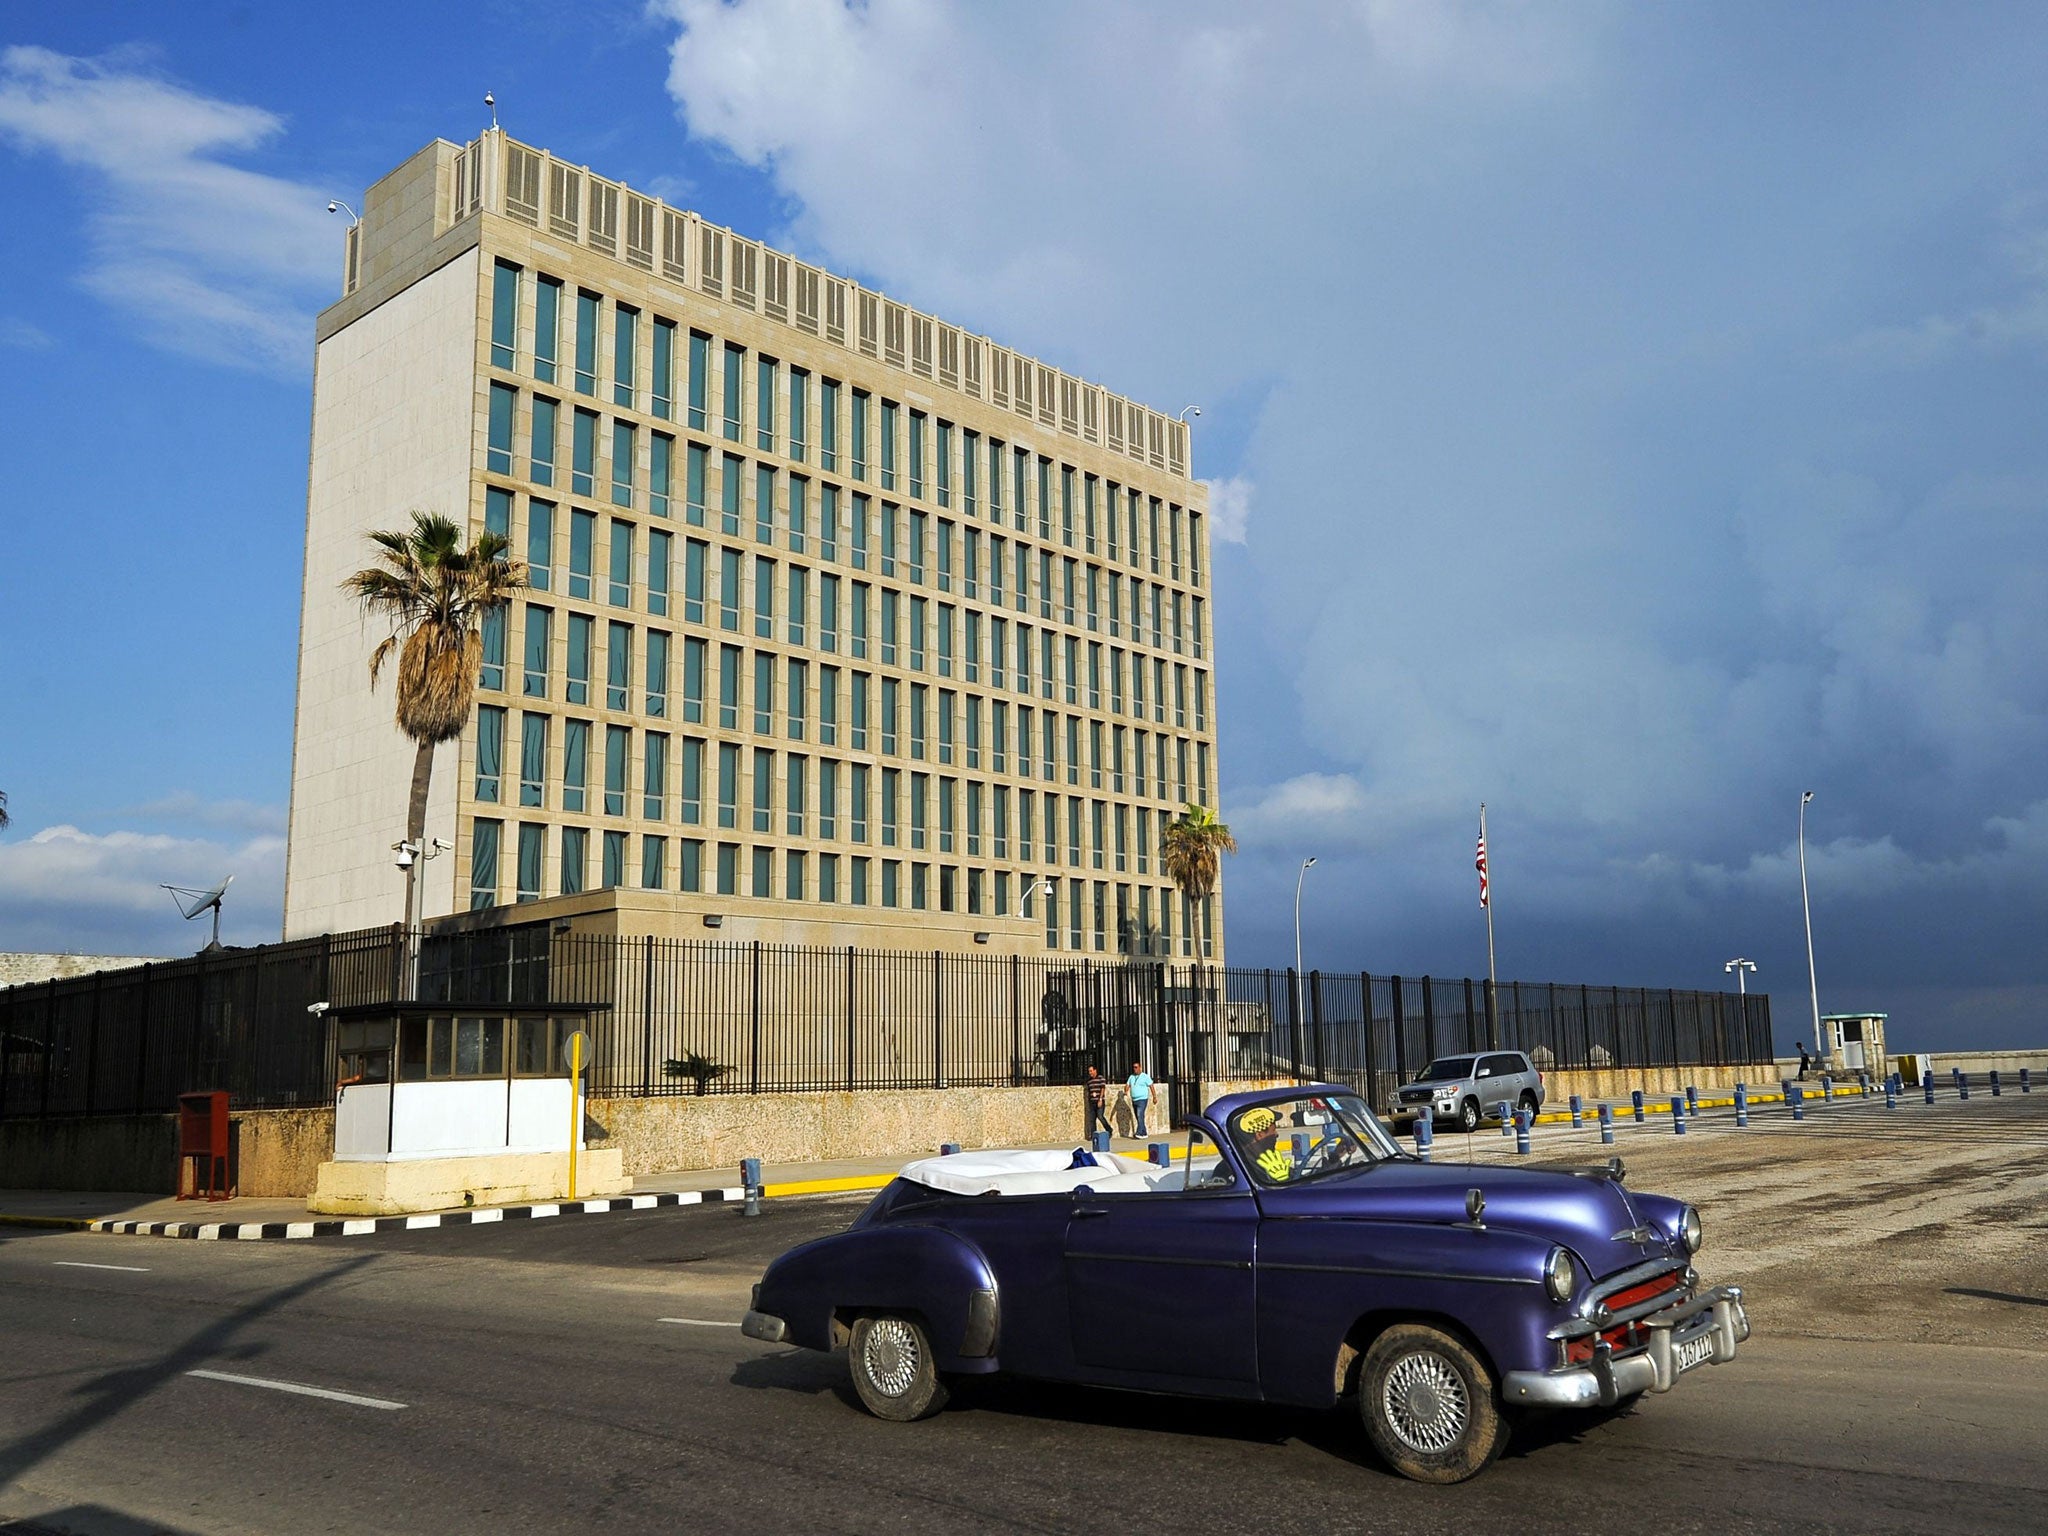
[0,954,166,987]
[0,1108,333,1197]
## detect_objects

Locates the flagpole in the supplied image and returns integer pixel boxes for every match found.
[1481,803,1499,1049]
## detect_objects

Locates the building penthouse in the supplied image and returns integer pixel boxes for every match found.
[284,130,1221,960]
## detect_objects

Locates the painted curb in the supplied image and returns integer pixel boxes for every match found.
[77,1186,746,1241]
[0,1213,93,1232]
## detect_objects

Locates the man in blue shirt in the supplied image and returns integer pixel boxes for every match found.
[1125,1061,1154,1138]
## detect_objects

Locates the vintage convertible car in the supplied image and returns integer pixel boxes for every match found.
[743,1086,1749,1482]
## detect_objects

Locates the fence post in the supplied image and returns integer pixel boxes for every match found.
[1284,967,1302,1083]
[1464,976,1479,1053]
[749,940,762,1096]
[83,971,104,1116]
[1421,976,1437,1064]
[41,978,57,1117]
[1390,974,1407,1087]
[1310,971,1326,1084]
[845,945,857,1092]
[933,950,944,1090]
[640,934,655,1096]
[1010,952,1023,1087]
[1361,973,1377,1109]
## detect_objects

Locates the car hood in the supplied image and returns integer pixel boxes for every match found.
[1259,1159,1681,1277]
[1393,1078,1469,1095]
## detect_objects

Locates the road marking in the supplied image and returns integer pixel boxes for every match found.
[657,1317,741,1328]
[53,1261,151,1273]
[186,1369,406,1411]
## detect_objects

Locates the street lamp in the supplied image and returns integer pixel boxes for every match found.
[1293,857,1317,1036]
[1723,958,1756,995]
[1797,791,1820,1058]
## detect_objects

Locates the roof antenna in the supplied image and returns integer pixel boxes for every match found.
[163,876,233,952]
[485,91,498,131]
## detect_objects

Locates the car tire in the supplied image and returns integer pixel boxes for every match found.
[848,1313,950,1423]
[1456,1098,1481,1134]
[1359,1323,1509,1484]
[1518,1090,1538,1114]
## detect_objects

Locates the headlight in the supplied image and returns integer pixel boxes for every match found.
[1679,1205,1703,1254]
[1543,1246,1578,1304]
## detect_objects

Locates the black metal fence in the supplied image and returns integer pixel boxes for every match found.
[0,919,1773,1121]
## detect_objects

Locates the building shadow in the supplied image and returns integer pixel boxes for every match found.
[0,1500,205,1534]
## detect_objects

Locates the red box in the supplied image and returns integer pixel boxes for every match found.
[176,1091,233,1201]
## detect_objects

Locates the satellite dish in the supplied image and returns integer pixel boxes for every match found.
[163,876,233,951]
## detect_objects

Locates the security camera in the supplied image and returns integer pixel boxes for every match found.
[430,837,453,853]
[484,93,495,109]
[306,1001,331,1017]
[326,201,339,214]
[394,844,416,870]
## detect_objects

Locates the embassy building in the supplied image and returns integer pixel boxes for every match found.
[283,129,1222,960]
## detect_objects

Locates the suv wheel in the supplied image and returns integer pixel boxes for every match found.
[1456,1098,1481,1134]
[1518,1090,1538,1114]
[1359,1323,1509,1483]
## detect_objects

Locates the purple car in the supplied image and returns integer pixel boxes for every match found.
[742,1085,1750,1482]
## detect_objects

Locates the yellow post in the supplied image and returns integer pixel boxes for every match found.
[567,1031,583,1201]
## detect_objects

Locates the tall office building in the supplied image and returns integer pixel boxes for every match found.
[284,130,1222,959]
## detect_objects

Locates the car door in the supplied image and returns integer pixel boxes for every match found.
[936,1194,1082,1379]
[1064,1144,1259,1387]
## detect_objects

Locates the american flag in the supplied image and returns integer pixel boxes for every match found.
[1476,829,1489,909]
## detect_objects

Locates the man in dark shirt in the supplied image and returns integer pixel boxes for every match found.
[1796,1042,1811,1080]
[1083,1066,1113,1139]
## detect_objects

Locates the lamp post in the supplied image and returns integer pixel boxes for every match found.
[1723,957,1756,996]
[1797,791,1821,1058]
[1293,857,1317,1045]
[1015,877,1053,921]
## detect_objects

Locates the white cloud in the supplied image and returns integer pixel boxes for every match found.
[0,46,332,376]
[117,793,288,836]
[1841,227,2048,367]
[0,316,51,348]
[1203,476,1253,544]
[0,823,284,953]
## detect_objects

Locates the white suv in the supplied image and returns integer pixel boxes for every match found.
[1390,1051,1546,1133]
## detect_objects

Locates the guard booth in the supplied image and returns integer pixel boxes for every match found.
[1821,1012,1888,1075]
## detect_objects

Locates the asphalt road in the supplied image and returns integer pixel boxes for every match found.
[1,1095,2043,1535]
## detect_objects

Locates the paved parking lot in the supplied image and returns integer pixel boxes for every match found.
[0,1092,2041,1534]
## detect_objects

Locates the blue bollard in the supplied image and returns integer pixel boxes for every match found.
[1990,1070,2002,1097]
[1790,1085,1805,1121]
[1671,1094,1687,1135]
[2022,1068,2032,1093]
[940,1141,961,1156]
[740,1156,764,1218]
[1599,1103,1615,1145]
[1092,1129,1111,1153]
[1924,1073,1936,1105]
[1686,1085,1699,1117]
[1819,1074,1832,1105]
[1735,1084,1749,1127]
[1884,1077,1896,1109]
[1952,1067,1963,1089]
[1148,1142,1171,1167]
[1631,1089,1645,1124]
[1959,1073,1971,1101]
[1414,1118,1434,1162]
[1515,1110,1532,1155]
[1570,1094,1584,1128]
[1499,1102,1514,1137]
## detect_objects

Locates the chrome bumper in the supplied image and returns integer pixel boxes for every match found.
[1504,1285,1749,1408]
[741,1309,788,1343]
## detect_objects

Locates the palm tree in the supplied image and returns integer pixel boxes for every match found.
[1162,801,1237,945]
[343,511,524,928]
[0,790,9,831]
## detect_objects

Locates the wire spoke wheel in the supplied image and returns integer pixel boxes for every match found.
[860,1317,921,1398]
[848,1313,950,1422]
[1381,1350,1470,1453]
[1360,1323,1507,1483]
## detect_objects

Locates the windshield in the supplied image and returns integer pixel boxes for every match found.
[1417,1058,1478,1082]
[1223,1093,1403,1187]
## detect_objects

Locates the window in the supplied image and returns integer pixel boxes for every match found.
[787,657,807,739]
[526,498,554,591]
[722,342,744,441]
[908,511,928,584]
[962,428,978,515]
[688,331,710,430]
[820,853,838,902]
[569,510,595,599]
[678,837,701,893]
[566,612,591,706]
[646,629,671,717]
[819,572,839,652]
[487,382,515,475]
[476,705,505,802]
[522,605,551,696]
[721,548,742,631]
[681,736,704,824]
[719,644,741,730]
[486,485,511,542]
[722,452,744,536]
[520,712,547,807]
[563,719,589,813]
[754,650,775,734]
[686,443,707,526]
[881,400,899,491]
[643,731,668,820]
[642,835,666,890]
[789,367,809,461]
[572,408,597,498]
[908,595,927,669]
[851,389,869,480]
[909,411,926,500]
[683,636,706,723]
[604,724,629,816]
[754,554,776,638]
[574,290,600,395]
[611,419,636,507]
[788,566,808,647]
[910,771,928,850]
[609,520,633,607]
[909,681,927,759]
[491,261,520,370]
[753,746,774,832]
[851,580,870,658]
[786,753,807,835]
[881,767,899,846]
[787,475,807,553]
[756,355,777,452]
[851,494,870,568]
[560,826,586,895]
[684,539,707,625]
[819,379,840,471]
[530,396,557,487]
[851,672,870,750]
[753,846,773,898]
[534,277,561,384]
[652,318,675,419]
[880,590,899,666]
[647,528,672,617]
[470,819,501,910]
[718,742,740,828]
[820,759,839,839]
[786,849,806,900]
[819,664,839,745]
[603,830,626,889]
[613,303,638,409]
[606,621,631,711]
[819,483,838,562]
[936,519,953,592]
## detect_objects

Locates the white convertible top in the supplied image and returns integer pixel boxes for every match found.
[899,1147,1169,1197]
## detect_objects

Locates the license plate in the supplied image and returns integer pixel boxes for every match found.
[1674,1332,1716,1374]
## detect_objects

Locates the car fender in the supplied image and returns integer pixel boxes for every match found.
[755,1223,1001,1371]
[1254,1218,1566,1408]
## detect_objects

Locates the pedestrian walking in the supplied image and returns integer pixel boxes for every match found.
[1796,1042,1811,1081]
[1083,1066,1113,1139]
[1125,1061,1155,1139]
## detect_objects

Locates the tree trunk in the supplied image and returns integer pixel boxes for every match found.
[403,738,435,930]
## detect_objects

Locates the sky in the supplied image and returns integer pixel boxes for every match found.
[1,2,2045,1051]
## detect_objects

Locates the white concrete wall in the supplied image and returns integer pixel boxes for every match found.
[284,249,480,938]
[334,1079,579,1161]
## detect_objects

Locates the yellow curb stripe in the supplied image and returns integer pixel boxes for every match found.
[0,1214,93,1231]
[763,1174,894,1198]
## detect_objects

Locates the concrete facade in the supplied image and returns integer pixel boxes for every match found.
[285,130,1223,967]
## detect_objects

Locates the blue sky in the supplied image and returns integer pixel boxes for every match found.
[2,3,2045,1050]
